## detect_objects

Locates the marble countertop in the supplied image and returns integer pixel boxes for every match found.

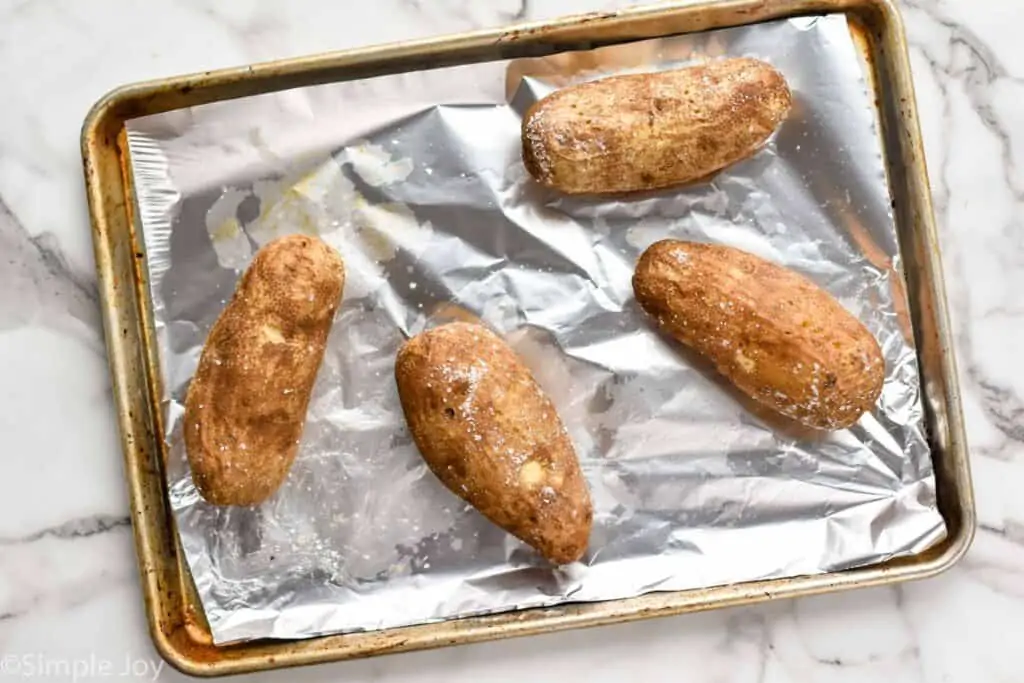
[1,0,1020,681]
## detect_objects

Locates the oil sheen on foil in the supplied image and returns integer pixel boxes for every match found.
[125,14,945,644]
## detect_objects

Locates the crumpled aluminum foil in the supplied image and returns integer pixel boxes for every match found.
[125,14,945,645]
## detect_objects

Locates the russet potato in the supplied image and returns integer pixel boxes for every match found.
[522,57,792,195]
[633,240,884,430]
[395,322,592,564]
[184,234,345,506]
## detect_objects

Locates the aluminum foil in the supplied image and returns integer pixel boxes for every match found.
[125,14,945,645]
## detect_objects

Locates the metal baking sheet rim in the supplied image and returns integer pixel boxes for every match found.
[81,0,975,676]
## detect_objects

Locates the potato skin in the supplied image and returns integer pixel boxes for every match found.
[395,323,592,564]
[522,57,791,195]
[632,240,884,430]
[184,234,345,506]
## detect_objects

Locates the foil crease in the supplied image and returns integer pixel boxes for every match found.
[125,14,945,645]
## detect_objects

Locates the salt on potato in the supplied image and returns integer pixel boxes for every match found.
[184,234,345,506]
[632,240,884,430]
[395,322,593,564]
[521,57,792,195]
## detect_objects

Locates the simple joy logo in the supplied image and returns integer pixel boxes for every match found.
[0,653,164,681]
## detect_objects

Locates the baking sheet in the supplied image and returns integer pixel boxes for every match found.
[126,14,945,645]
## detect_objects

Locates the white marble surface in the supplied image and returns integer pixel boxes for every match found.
[0,0,1020,680]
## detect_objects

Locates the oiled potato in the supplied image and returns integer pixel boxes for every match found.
[184,234,345,506]
[522,57,791,194]
[395,322,592,564]
[633,240,884,430]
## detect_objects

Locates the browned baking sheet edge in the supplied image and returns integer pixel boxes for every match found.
[81,0,975,676]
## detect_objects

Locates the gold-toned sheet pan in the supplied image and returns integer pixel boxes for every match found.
[81,0,974,676]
